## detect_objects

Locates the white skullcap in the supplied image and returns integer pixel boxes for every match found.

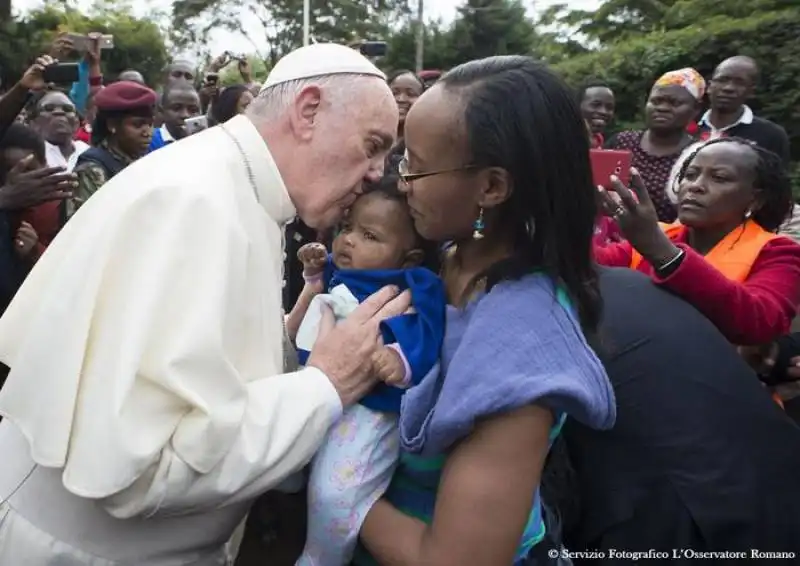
[261,43,385,91]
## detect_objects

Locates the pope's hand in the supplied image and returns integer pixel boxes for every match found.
[306,285,411,407]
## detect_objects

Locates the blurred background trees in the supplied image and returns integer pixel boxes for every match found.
[0,0,169,86]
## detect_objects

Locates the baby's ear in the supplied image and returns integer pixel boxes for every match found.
[402,248,425,268]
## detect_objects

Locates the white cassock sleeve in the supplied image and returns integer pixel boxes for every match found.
[0,183,342,519]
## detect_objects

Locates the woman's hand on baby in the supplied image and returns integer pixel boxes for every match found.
[373,347,408,388]
[298,242,327,277]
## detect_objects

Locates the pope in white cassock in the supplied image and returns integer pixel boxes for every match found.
[0,44,408,564]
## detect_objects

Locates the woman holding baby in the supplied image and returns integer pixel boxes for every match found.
[279,56,616,566]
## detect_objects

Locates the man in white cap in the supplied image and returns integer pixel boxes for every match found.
[0,44,405,564]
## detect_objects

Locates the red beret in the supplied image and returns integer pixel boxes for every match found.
[95,81,157,112]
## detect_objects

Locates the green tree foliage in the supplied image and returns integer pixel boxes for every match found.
[0,3,169,88]
[556,0,679,44]
[171,0,410,66]
[528,5,590,65]
[662,0,797,29]
[0,0,10,24]
[382,20,456,72]
[217,57,270,85]
[381,0,539,72]
[447,0,535,61]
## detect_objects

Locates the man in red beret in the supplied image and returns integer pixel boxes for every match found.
[0,43,407,564]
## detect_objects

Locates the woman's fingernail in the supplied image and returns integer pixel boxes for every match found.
[610,175,619,183]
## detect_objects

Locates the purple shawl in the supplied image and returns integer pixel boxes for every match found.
[399,273,616,455]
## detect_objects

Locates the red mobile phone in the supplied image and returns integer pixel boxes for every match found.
[590,149,632,190]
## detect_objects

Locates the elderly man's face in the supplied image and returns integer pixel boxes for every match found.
[34,91,79,146]
[293,78,398,229]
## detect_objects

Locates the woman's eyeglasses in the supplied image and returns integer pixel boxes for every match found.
[398,156,477,184]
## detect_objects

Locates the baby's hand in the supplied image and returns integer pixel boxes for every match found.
[373,346,409,388]
[297,242,327,277]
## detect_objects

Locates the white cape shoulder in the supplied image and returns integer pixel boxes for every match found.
[0,180,250,498]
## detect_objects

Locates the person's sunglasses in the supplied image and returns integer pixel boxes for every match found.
[39,103,77,114]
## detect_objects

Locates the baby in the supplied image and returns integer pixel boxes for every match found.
[286,172,445,566]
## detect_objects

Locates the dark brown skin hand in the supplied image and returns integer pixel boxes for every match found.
[297,242,327,277]
[84,32,102,66]
[598,167,681,267]
[49,33,74,60]
[207,53,231,73]
[238,58,252,83]
[13,221,38,259]
[199,75,219,108]
[19,55,56,92]
[786,357,800,381]
[0,156,76,211]
[739,343,779,376]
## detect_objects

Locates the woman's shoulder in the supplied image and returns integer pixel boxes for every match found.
[476,272,571,318]
[399,272,615,456]
[604,130,641,149]
[756,235,800,264]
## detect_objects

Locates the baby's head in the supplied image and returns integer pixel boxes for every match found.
[332,169,438,272]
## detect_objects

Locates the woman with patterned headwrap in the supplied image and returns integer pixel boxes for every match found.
[605,68,705,222]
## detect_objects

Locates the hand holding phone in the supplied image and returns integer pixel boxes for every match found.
[42,62,80,85]
[66,33,114,52]
[590,149,632,190]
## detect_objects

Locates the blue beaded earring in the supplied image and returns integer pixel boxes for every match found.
[472,208,485,240]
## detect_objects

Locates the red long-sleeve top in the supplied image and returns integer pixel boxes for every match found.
[594,233,800,345]
[74,124,91,144]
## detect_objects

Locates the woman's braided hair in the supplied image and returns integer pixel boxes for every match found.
[671,136,792,232]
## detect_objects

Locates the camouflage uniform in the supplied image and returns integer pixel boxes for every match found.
[66,142,136,219]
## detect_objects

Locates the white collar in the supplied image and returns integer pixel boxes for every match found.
[44,140,89,172]
[222,114,296,225]
[699,105,754,133]
[159,124,175,143]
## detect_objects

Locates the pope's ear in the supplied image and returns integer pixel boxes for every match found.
[289,84,322,142]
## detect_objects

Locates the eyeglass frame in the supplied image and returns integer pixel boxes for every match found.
[38,102,78,115]
[397,155,478,184]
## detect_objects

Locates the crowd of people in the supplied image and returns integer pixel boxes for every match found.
[0,30,798,566]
